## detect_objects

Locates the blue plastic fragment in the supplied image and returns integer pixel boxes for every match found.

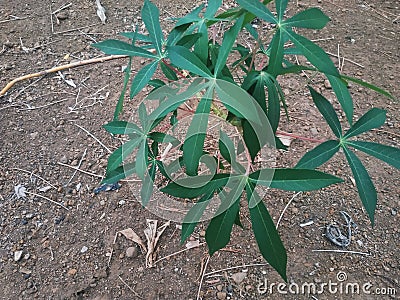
[94,182,122,194]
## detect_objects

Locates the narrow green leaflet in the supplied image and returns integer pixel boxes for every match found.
[246,182,287,281]
[205,0,222,18]
[295,140,340,169]
[276,0,289,21]
[183,98,212,175]
[267,29,285,76]
[235,0,277,23]
[344,108,386,139]
[142,0,164,54]
[250,168,343,191]
[205,197,241,255]
[114,57,132,120]
[341,75,395,100]
[176,33,203,48]
[102,163,136,184]
[106,137,142,173]
[346,141,400,169]
[166,23,191,47]
[218,130,245,173]
[93,40,157,58]
[135,141,148,180]
[119,32,153,43]
[161,173,232,198]
[175,4,205,27]
[181,191,214,243]
[343,147,377,225]
[194,21,209,63]
[160,61,178,81]
[103,120,143,135]
[130,60,159,99]
[214,15,244,76]
[148,132,180,146]
[141,163,157,206]
[168,45,212,77]
[265,77,281,132]
[326,74,353,124]
[283,8,329,29]
[283,30,339,76]
[309,86,342,138]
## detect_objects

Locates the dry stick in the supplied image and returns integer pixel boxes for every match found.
[154,242,206,265]
[25,190,69,210]
[66,148,87,186]
[205,263,270,277]
[0,16,28,24]
[276,192,302,229]
[326,51,364,68]
[52,3,72,15]
[118,276,142,299]
[13,168,57,189]
[312,249,371,256]
[18,98,70,111]
[196,255,210,300]
[53,23,97,35]
[74,123,112,153]
[57,162,104,178]
[0,55,128,96]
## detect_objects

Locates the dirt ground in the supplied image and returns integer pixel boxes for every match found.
[0,0,399,299]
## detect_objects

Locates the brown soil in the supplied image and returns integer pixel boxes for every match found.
[0,0,399,299]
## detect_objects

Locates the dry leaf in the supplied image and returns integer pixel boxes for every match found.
[14,184,26,199]
[118,228,147,253]
[231,272,247,285]
[144,219,170,267]
[276,133,294,147]
[185,240,200,249]
[96,0,107,24]
[38,186,52,192]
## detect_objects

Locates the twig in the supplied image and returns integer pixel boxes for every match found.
[50,2,54,33]
[0,55,128,96]
[276,130,325,143]
[74,123,112,154]
[65,148,87,185]
[18,98,69,111]
[13,168,57,189]
[57,162,104,178]
[196,255,210,300]
[205,263,270,277]
[52,3,72,15]
[311,249,371,256]
[25,190,69,210]
[53,23,97,35]
[326,51,364,68]
[153,242,206,265]
[0,16,28,24]
[276,192,302,229]
[118,276,142,298]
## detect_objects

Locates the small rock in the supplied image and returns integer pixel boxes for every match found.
[71,159,78,166]
[14,250,23,262]
[216,284,223,292]
[67,268,77,276]
[216,291,227,299]
[231,272,247,284]
[19,268,32,275]
[125,246,138,258]
[199,230,206,237]
[56,12,69,20]
[30,132,39,139]
[60,155,68,164]
[80,246,88,253]
[118,200,126,205]
[324,79,332,89]
[391,209,397,216]
[356,240,364,247]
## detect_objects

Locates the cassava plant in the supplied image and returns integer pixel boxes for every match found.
[93,0,399,280]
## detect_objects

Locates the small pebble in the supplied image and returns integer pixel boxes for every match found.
[67,268,77,276]
[216,284,223,291]
[14,250,23,262]
[125,246,138,258]
[324,79,332,89]
[216,291,227,299]
[80,246,88,253]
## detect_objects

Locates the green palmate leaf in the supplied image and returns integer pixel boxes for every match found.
[276,0,289,21]
[175,4,205,26]
[176,33,203,48]
[295,140,340,169]
[102,162,136,184]
[219,131,246,173]
[135,141,148,180]
[151,141,159,157]
[168,45,212,77]
[341,75,395,100]
[167,23,191,46]
[130,59,159,99]
[246,182,287,281]
[235,0,277,23]
[93,40,157,58]
[309,86,342,138]
[283,30,339,76]
[326,74,353,124]
[344,108,386,138]
[160,61,178,80]
[267,29,285,76]
[265,76,281,132]
[205,0,222,17]
[193,21,208,63]
[142,0,164,54]
[183,98,212,175]
[214,15,244,76]
[103,120,143,135]
[206,196,241,255]
[114,57,132,120]
[250,168,343,191]
[138,103,148,130]
[181,191,214,243]
[343,147,377,225]
[106,137,142,173]
[346,141,400,169]
[161,173,232,198]
[119,31,153,43]
[283,8,330,29]
[148,132,180,146]
[141,163,157,206]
